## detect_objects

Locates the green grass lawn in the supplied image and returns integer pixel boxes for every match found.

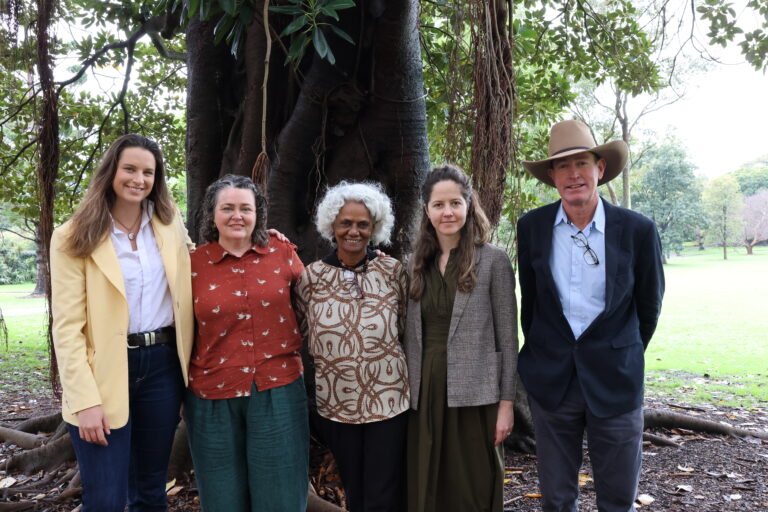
[645,245,768,406]
[0,284,50,395]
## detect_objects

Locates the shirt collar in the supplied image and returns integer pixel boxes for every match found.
[204,240,263,263]
[553,198,606,234]
[322,248,378,268]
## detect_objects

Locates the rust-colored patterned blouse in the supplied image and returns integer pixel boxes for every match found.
[294,253,409,424]
[189,238,304,399]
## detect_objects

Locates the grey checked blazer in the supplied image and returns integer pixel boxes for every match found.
[404,243,518,409]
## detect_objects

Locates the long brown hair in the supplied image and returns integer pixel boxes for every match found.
[64,134,176,258]
[409,164,490,300]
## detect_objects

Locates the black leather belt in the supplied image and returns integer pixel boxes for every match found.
[127,326,176,348]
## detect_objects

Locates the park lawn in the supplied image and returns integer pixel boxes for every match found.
[0,309,51,396]
[645,246,768,406]
[0,283,45,309]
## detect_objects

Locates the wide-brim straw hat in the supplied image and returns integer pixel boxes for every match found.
[522,119,628,188]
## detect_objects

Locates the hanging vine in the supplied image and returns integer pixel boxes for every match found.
[467,0,514,227]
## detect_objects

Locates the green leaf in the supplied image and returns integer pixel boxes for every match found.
[219,0,236,16]
[324,0,356,10]
[188,0,201,18]
[285,34,308,64]
[269,5,302,15]
[213,15,235,44]
[319,7,340,20]
[313,27,329,58]
[281,15,309,37]
[329,24,354,45]
[200,0,212,20]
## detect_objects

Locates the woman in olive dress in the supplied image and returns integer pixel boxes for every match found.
[404,164,518,512]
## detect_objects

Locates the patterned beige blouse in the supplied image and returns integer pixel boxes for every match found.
[294,254,410,424]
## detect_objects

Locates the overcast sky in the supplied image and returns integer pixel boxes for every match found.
[648,52,768,178]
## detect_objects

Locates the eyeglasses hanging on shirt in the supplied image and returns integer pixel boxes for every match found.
[571,231,600,266]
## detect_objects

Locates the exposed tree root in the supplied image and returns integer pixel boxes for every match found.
[643,432,682,447]
[0,502,36,511]
[0,426,45,450]
[5,433,74,474]
[644,409,768,440]
[14,412,62,435]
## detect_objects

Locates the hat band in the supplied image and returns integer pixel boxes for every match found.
[551,145,591,157]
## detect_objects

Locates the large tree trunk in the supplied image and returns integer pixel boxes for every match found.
[185,0,428,259]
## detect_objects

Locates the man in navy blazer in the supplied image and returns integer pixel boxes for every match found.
[517,120,664,512]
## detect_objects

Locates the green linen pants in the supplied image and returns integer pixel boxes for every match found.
[185,378,309,512]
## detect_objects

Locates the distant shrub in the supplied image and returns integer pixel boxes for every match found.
[0,242,36,284]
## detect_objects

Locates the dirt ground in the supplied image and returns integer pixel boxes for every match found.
[1,381,766,511]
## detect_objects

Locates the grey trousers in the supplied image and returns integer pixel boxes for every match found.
[528,378,643,512]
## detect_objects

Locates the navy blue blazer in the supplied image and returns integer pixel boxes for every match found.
[516,198,664,418]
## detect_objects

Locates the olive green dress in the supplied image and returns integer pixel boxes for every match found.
[406,254,504,512]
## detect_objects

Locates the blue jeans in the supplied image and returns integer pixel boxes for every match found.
[185,378,310,512]
[68,343,184,512]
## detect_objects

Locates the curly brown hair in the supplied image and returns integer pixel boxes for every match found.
[197,174,269,247]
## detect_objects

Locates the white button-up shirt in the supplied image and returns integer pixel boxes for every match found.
[110,201,174,334]
[549,199,606,339]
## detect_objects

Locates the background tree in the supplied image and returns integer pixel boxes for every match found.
[732,159,768,196]
[741,190,768,255]
[703,174,744,260]
[633,138,705,262]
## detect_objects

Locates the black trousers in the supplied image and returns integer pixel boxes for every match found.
[528,376,644,512]
[317,412,408,512]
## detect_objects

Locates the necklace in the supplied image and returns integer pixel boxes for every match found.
[113,210,142,240]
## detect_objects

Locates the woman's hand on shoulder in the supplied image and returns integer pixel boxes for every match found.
[267,228,290,244]
[77,405,111,446]
[494,399,514,446]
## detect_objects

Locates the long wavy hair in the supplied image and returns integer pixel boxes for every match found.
[64,134,175,258]
[198,174,269,247]
[409,164,490,300]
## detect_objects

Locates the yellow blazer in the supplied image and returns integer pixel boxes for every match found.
[50,211,194,428]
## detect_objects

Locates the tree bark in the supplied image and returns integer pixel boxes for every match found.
[185,16,238,242]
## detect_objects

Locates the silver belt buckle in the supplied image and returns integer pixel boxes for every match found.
[144,331,156,346]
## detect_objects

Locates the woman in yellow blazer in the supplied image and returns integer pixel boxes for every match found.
[50,134,193,512]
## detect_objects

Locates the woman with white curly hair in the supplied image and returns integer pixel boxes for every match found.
[294,181,409,512]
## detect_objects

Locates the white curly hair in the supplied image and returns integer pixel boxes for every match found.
[315,181,395,246]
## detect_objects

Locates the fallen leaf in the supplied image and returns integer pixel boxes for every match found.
[636,494,655,505]
[165,478,176,492]
[578,473,593,486]
[0,476,17,489]
[525,493,542,498]
[677,465,695,472]
[676,484,693,493]
[167,485,183,496]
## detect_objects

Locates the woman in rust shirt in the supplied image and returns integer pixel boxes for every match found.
[185,175,308,512]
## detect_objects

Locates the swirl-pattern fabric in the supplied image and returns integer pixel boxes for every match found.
[295,257,410,423]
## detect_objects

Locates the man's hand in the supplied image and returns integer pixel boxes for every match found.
[77,405,110,446]
[494,400,514,446]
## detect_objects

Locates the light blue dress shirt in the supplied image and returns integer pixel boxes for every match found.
[549,199,607,339]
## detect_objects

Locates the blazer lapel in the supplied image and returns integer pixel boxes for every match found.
[538,202,564,312]
[446,248,481,342]
[602,200,623,313]
[152,215,177,294]
[91,236,126,299]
